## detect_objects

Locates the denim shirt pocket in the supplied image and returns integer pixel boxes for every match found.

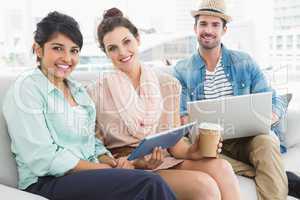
[190,83,204,101]
[235,79,251,95]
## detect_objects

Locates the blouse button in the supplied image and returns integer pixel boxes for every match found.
[241,83,245,87]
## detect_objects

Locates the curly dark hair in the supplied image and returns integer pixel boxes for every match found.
[33,11,83,61]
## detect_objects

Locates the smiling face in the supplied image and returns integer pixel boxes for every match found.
[103,26,140,73]
[194,15,227,50]
[35,33,80,82]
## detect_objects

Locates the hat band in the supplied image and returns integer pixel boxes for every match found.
[198,8,224,15]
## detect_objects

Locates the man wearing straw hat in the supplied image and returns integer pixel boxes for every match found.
[173,0,290,199]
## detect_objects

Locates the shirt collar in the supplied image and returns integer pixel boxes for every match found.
[65,77,84,94]
[192,44,230,69]
[32,68,83,95]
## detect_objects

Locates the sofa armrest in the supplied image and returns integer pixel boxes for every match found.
[0,184,48,200]
[285,109,300,147]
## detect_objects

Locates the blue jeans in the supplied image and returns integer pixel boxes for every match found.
[25,169,176,200]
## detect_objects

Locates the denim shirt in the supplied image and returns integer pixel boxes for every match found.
[173,45,288,133]
[3,68,110,190]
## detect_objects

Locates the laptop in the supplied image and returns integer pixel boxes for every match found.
[188,92,272,140]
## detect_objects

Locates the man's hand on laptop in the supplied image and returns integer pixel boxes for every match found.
[272,112,279,125]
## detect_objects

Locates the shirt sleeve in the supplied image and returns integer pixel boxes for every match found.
[173,64,191,116]
[249,57,288,119]
[3,82,80,177]
[95,137,112,157]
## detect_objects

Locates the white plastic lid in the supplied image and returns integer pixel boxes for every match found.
[198,122,223,131]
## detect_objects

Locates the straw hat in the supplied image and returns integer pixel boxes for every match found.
[191,0,232,22]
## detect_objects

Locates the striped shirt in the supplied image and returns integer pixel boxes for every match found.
[204,57,233,99]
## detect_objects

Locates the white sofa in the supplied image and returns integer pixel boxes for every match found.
[0,69,299,200]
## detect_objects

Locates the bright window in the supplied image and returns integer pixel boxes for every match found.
[1,0,300,108]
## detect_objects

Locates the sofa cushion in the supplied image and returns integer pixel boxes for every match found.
[237,175,257,200]
[0,184,47,200]
[285,108,300,148]
[282,145,300,173]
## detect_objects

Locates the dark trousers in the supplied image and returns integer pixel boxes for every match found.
[25,169,176,200]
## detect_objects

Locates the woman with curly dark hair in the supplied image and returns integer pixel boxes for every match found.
[3,11,177,200]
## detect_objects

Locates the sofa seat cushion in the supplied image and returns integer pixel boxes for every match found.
[237,175,257,200]
[0,73,19,187]
[282,146,300,174]
[0,184,48,200]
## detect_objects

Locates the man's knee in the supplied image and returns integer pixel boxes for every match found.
[249,135,282,165]
[250,135,280,152]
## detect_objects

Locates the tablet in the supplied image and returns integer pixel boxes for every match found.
[127,122,196,161]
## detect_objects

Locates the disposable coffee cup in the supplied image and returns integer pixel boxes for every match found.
[198,122,222,158]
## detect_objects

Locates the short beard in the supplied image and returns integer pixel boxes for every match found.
[198,38,221,50]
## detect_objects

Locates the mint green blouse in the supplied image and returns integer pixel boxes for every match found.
[3,68,110,190]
